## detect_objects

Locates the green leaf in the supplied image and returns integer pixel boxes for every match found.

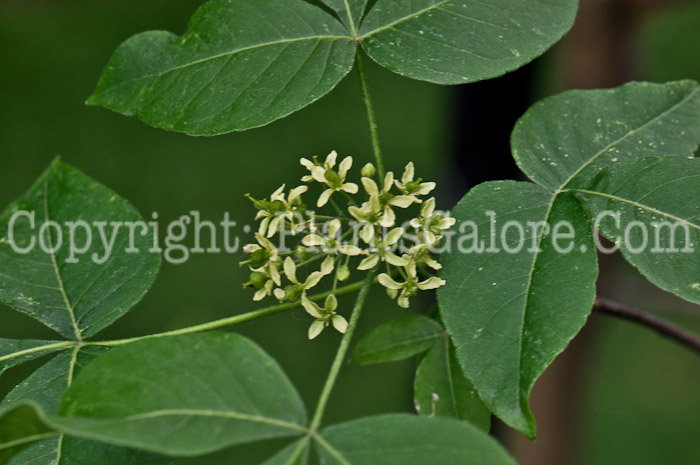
[0,403,55,465]
[358,0,578,85]
[320,0,367,31]
[439,181,598,437]
[413,335,490,430]
[0,339,69,377]
[575,157,700,305]
[315,414,516,464]
[88,0,356,136]
[1,347,171,465]
[351,315,445,364]
[55,333,307,457]
[260,438,309,465]
[0,160,161,340]
[511,80,700,191]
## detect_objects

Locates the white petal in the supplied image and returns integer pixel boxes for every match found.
[283,257,298,283]
[328,219,342,237]
[288,185,308,203]
[383,172,394,193]
[402,162,415,184]
[317,189,333,207]
[253,288,267,301]
[338,156,353,177]
[342,183,359,194]
[369,194,381,213]
[270,265,282,286]
[437,217,456,229]
[357,254,380,270]
[331,315,348,334]
[348,206,365,222]
[398,295,411,308]
[325,150,338,167]
[360,223,375,244]
[308,320,325,339]
[305,271,324,289]
[416,182,436,195]
[379,207,395,228]
[417,277,447,290]
[325,293,338,311]
[300,158,315,170]
[421,197,436,218]
[258,217,270,236]
[389,195,415,208]
[338,244,363,256]
[320,255,335,275]
[266,216,283,238]
[271,184,286,201]
[424,256,442,270]
[311,166,327,183]
[256,233,275,250]
[378,273,403,290]
[302,295,323,318]
[361,177,379,196]
[385,252,408,267]
[274,288,286,300]
[385,227,404,246]
[302,234,325,247]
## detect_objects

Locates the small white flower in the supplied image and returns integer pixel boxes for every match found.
[300,151,359,207]
[274,255,335,301]
[394,162,436,200]
[301,219,363,256]
[378,260,446,308]
[302,293,348,339]
[409,197,456,245]
[252,184,308,237]
[357,227,409,270]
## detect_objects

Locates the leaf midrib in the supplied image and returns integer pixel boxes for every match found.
[359,0,451,39]
[70,409,307,433]
[43,175,82,341]
[558,86,700,191]
[95,35,354,97]
[571,188,700,231]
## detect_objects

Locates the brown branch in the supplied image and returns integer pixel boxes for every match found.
[594,297,700,356]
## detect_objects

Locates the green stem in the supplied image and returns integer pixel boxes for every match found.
[309,267,378,431]
[355,53,385,179]
[88,279,369,348]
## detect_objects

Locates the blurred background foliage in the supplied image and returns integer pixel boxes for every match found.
[0,0,699,464]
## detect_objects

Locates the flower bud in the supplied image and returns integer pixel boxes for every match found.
[361,163,376,178]
[336,264,350,281]
[243,271,267,290]
[295,246,311,261]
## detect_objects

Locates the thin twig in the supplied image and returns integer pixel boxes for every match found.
[594,297,700,355]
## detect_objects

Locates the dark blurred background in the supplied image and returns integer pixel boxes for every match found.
[1,1,700,464]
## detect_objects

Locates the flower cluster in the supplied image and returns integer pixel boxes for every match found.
[242,151,454,339]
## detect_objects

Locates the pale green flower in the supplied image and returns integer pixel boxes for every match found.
[378,260,446,308]
[359,172,414,226]
[301,219,363,256]
[357,227,409,270]
[300,151,359,207]
[394,162,436,200]
[409,243,442,271]
[240,234,283,301]
[274,255,335,301]
[349,193,390,229]
[251,184,308,237]
[409,197,456,245]
[302,294,348,339]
